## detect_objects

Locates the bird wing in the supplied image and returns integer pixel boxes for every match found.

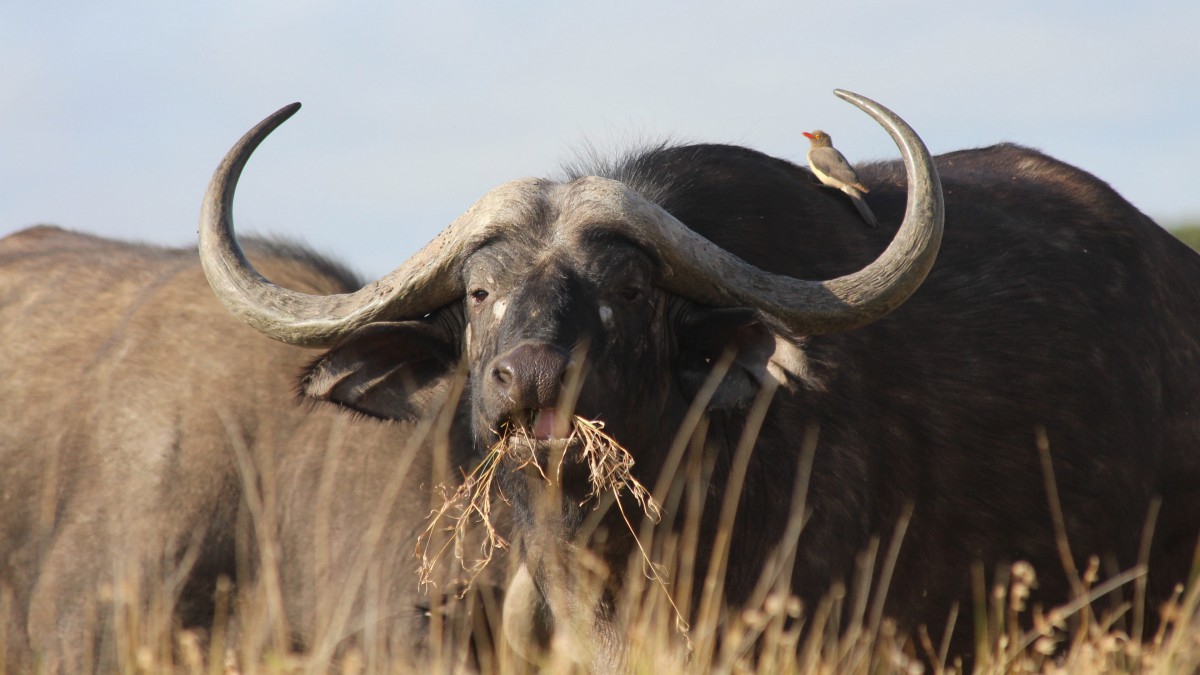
[810,147,870,193]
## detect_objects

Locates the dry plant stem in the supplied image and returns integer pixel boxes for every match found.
[221,408,289,658]
[416,442,511,587]
[1004,565,1147,669]
[919,602,961,675]
[207,576,231,675]
[571,418,660,521]
[1158,553,1200,670]
[569,418,693,640]
[310,368,468,668]
[1151,582,1184,651]
[1035,425,1084,598]
[556,341,590,435]
[0,585,9,675]
[719,429,817,669]
[971,561,989,664]
[860,503,914,670]
[743,422,819,612]
[412,368,512,587]
[799,591,835,668]
[842,537,879,666]
[917,625,938,673]
[1133,497,1161,646]
[726,446,815,669]
[649,347,737,510]
[695,377,780,666]
[936,607,958,675]
[311,414,348,648]
[416,420,551,587]
[423,369,476,669]
[673,420,713,629]
[639,351,727,630]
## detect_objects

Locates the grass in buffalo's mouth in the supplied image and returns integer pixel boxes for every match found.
[415,431,512,589]
[571,417,660,522]
[415,416,679,627]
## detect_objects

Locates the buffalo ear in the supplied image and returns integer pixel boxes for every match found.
[677,307,803,410]
[301,320,460,422]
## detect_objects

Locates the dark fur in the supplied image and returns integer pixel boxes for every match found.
[308,140,1200,665]
[599,141,1200,621]
[615,141,1200,635]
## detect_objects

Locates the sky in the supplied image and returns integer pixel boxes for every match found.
[2,2,1197,278]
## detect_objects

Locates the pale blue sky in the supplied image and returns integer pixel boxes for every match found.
[2,2,1197,277]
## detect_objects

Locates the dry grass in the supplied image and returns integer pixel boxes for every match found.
[416,439,510,589]
[17,556,1198,674]
[10,374,1200,673]
[415,415,679,633]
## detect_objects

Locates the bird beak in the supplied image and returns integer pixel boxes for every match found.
[801,131,815,139]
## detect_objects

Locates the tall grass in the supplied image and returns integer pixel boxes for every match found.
[14,551,1197,673]
[12,537,1200,673]
[9,358,1200,674]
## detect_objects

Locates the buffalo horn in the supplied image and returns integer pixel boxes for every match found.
[559,89,944,336]
[200,90,942,346]
[199,103,540,347]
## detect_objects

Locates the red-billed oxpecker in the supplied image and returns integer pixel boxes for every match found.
[802,129,878,227]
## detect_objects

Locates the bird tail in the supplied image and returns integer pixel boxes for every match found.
[849,195,878,228]
[840,186,878,227]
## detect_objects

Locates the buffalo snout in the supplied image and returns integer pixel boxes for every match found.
[487,342,572,426]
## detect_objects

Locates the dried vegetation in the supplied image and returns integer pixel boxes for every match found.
[10,364,1200,674]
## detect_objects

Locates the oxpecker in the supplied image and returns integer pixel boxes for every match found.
[802,130,878,227]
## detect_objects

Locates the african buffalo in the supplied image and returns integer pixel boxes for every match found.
[0,229,491,671]
[194,89,1200,670]
[5,88,1199,671]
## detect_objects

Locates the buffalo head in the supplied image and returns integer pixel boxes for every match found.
[198,91,943,669]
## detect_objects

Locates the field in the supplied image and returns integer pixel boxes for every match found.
[7,391,1199,675]
[8,515,1198,673]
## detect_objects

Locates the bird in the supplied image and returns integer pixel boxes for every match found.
[802,130,878,227]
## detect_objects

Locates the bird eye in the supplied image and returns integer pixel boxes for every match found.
[470,289,489,304]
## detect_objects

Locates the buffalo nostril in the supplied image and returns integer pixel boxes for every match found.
[492,363,514,389]
[487,344,571,413]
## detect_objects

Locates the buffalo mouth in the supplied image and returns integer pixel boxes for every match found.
[419,408,662,601]
[490,411,660,523]
[531,408,573,441]
[494,408,574,443]
[493,410,591,491]
[494,414,667,671]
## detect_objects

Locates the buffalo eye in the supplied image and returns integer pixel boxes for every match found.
[618,286,642,302]
[469,289,489,305]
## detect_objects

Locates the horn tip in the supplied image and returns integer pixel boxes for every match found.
[832,89,869,108]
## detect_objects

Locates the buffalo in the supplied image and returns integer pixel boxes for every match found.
[4,89,1200,671]
[195,89,1200,669]
[0,230,492,671]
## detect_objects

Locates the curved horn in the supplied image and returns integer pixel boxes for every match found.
[810,89,944,332]
[203,91,941,346]
[579,89,944,336]
[199,103,527,347]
